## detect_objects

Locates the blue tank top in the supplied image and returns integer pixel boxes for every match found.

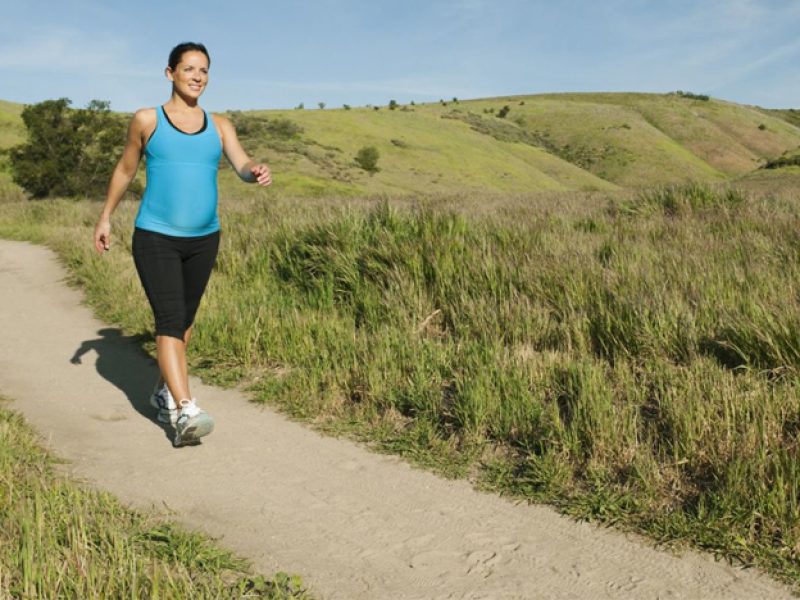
[135,106,223,237]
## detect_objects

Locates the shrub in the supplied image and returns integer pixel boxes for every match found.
[228,113,303,140]
[674,90,710,101]
[758,123,767,131]
[354,146,380,172]
[265,118,303,139]
[9,98,133,199]
[763,154,800,169]
[295,103,304,110]
[388,100,398,110]
[343,104,351,110]
[497,105,511,119]
[317,102,325,110]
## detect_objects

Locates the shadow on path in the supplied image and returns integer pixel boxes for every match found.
[70,327,172,442]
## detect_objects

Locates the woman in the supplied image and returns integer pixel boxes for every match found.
[93,42,271,447]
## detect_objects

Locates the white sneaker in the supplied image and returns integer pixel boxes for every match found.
[150,383,177,425]
[173,399,214,447]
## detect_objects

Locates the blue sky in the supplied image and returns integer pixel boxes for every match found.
[0,0,798,112]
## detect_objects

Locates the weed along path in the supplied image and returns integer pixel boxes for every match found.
[0,239,793,600]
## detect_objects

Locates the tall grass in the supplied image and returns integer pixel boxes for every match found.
[1,183,800,585]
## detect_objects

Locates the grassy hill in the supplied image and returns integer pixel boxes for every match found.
[226,104,616,197]
[0,99,24,148]
[0,100,26,200]
[1,92,799,199]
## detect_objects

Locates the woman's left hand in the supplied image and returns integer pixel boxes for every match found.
[251,163,272,186]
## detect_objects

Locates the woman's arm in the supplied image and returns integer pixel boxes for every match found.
[213,114,272,186]
[94,109,152,253]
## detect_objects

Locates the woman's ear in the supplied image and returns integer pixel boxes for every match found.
[165,67,174,82]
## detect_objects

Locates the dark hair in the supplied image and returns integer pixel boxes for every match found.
[167,42,210,71]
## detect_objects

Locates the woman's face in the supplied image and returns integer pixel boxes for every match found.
[166,50,209,99]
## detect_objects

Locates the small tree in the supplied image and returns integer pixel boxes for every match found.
[9,98,133,199]
[355,146,380,173]
[343,104,351,110]
[295,102,304,110]
[388,99,398,110]
[318,102,326,110]
[497,105,511,118]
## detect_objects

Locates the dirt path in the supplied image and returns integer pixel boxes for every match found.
[0,239,793,600]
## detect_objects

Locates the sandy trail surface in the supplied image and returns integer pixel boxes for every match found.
[0,239,793,600]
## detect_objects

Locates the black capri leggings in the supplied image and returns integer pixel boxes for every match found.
[132,228,220,340]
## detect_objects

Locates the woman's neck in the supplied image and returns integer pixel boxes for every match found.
[167,91,200,112]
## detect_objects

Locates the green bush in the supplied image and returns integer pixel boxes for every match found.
[388,100,398,110]
[497,105,511,119]
[229,113,303,139]
[265,118,303,139]
[674,90,710,101]
[763,154,800,169]
[9,98,132,199]
[354,146,380,172]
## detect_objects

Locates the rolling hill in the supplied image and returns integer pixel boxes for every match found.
[1,92,799,198]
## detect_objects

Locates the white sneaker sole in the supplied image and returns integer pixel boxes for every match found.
[173,413,214,447]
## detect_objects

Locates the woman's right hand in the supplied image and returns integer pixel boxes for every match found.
[94,218,111,253]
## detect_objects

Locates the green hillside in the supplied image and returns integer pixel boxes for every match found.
[2,92,800,198]
[453,92,799,183]
[0,100,25,199]
[228,105,615,197]
[764,107,800,129]
[0,99,24,148]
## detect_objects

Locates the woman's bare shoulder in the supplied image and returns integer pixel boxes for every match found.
[210,113,233,127]
[131,107,157,127]
[126,108,158,143]
[210,113,234,141]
